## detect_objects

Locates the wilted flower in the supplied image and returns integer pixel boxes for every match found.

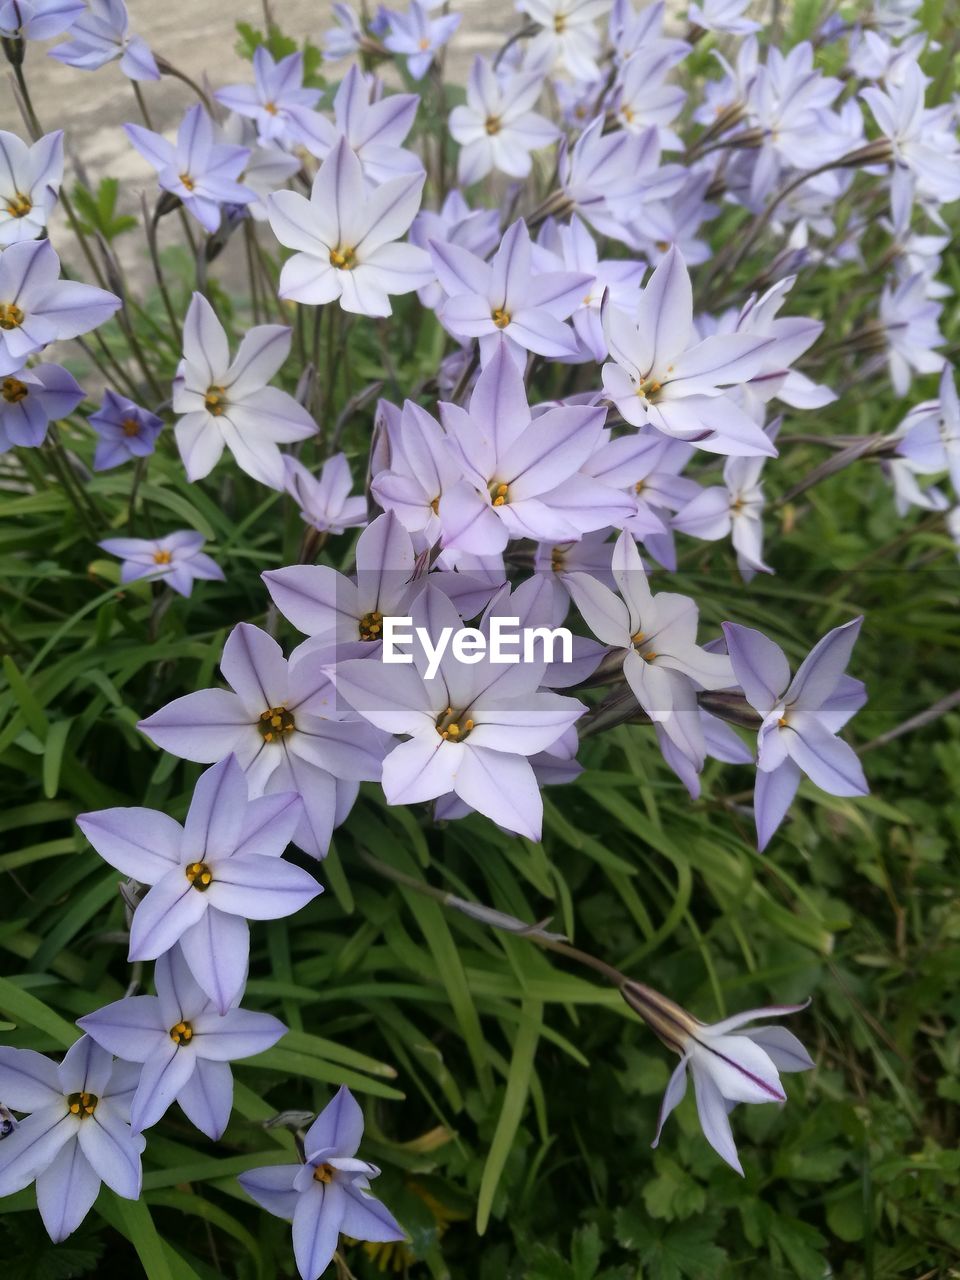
[0,361,82,452]
[239,1086,404,1280]
[98,530,224,596]
[0,128,64,245]
[267,136,432,317]
[78,754,319,1009]
[723,618,868,850]
[124,104,256,232]
[78,947,286,1137]
[49,0,159,80]
[0,1036,143,1242]
[622,982,813,1175]
[0,239,120,377]
[88,388,163,470]
[172,292,316,489]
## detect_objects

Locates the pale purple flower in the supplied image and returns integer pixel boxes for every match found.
[674,421,780,579]
[863,60,960,203]
[284,453,367,536]
[537,214,645,363]
[218,112,302,222]
[98,530,224,597]
[687,0,759,33]
[560,118,686,248]
[89,388,163,470]
[565,530,735,769]
[172,293,316,489]
[334,584,586,839]
[628,172,717,267]
[0,239,120,377]
[437,342,633,552]
[78,948,286,1138]
[431,219,591,367]
[49,0,159,80]
[382,0,460,80]
[410,190,500,309]
[0,362,82,452]
[238,1087,404,1280]
[0,1036,143,1242]
[370,399,462,544]
[449,57,558,185]
[0,0,84,40]
[612,46,687,149]
[263,511,419,651]
[657,706,754,800]
[601,246,776,456]
[215,47,323,149]
[517,0,613,81]
[895,363,960,496]
[137,624,386,858]
[77,755,320,1009]
[267,136,432,318]
[627,987,814,1175]
[878,271,945,396]
[124,104,255,233]
[0,128,63,245]
[323,2,363,60]
[295,65,422,185]
[723,619,869,851]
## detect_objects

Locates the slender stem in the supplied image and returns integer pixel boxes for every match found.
[131,79,155,129]
[857,690,960,756]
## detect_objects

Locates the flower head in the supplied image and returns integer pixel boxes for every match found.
[0,128,64,245]
[215,46,323,149]
[285,452,368,536]
[382,0,460,80]
[0,361,82,452]
[49,0,159,80]
[0,0,84,40]
[449,57,558,185]
[88,388,163,470]
[98,529,224,596]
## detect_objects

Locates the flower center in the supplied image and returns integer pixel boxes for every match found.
[635,378,662,402]
[153,549,172,565]
[121,416,141,437]
[655,240,670,252]
[258,705,296,742]
[485,116,501,135]
[358,610,383,641]
[169,1020,194,1044]
[430,496,440,514]
[204,385,227,415]
[313,1162,336,1184]
[550,547,566,573]
[554,14,567,31]
[5,192,31,218]
[631,631,657,662]
[329,245,356,270]
[185,861,213,890]
[621,105,634,124]
[66,1091,98,1118]
[418,36,430,49]
[489,481,509,507]
[436,705,474,741]
[0,303,24,331]
[1,376,28,403]
[180,172,196,191]
[264,101,279,115]
[491,307,511,329]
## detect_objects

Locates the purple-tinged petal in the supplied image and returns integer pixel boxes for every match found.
[690,1065,743,1176]
[178,1057,233,1141]
[190,1008,286,1061]
[221,623,290,715]
[128,871,208,961]
[786,617,863,712]
[304,1085,364,1159]
[184,756,249,860]
[35,1137,100,1243]
[754,758,802,852]
[339,1182,405,1243]
[232,791,303,859]
[0,1048,62,1111]
[783,713,868,797]
[651,1058,688,1147]
[138,688,253,763]
[76,807,183,883]
[721,622,790,717]
[178,909,250,1016]
[129,1045,195,1134]
[293,1180,345,1280]
[737,1025,814,1073]
[454,746,542,840]
[58,1036,112,1097]
[77,997,167,1063]
[238,1163,301,1220]
[204,854,321,920]
[76,1102,144,1197]
[0,1107,76,1197]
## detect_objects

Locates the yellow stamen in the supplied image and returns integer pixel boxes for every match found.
[258,705,296,741]
[1,376,28,404]
[264,101,279,115]
[204,385,227,415]
[185,861,214,890]
[121,416,141,437]
[169,1020,194,1044]
[5,192,32,218]
[485,116,501,135]
[153,549,172,565]
[491,307,511,329]
[490,481,509,508]
[66,1091,98,1118]
[436,706,474,741]
[329,245,356,269]
[358,610,383,641]
[0,303,24,331]
[313,1162,335,1183]
[180,172,195,191]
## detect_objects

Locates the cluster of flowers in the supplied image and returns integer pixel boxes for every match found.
[0,0,956,1272]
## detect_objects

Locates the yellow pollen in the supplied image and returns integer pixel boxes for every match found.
[1,376,28,404]
[67,1091,98,1118]
[185,860,214,890]
[655,240,669,252]
[258,705,296,741]
[121,416,141,437]
[358,610,383,641]
[329,245,356,269]
[622,105,634,123]
[778,715,788,727]
[153,549,173,565]
[169,1020,194,1044]
[180,172,195,191]
[436,706,474,741]
[264,101,279,115]
[204,385,227,415]
[430,496,440,514]
[485,116,501,135]
[313,1162,336,1183]
[491,307,511,329]
[490,481,509,507]
[631,631,645,645]
[418,36,430,49]
[0,303,24,331]
[634,480,645,494]
[5,192,31,218]
[554,13,566,31]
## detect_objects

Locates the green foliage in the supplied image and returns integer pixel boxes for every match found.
[70,180,137,243]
